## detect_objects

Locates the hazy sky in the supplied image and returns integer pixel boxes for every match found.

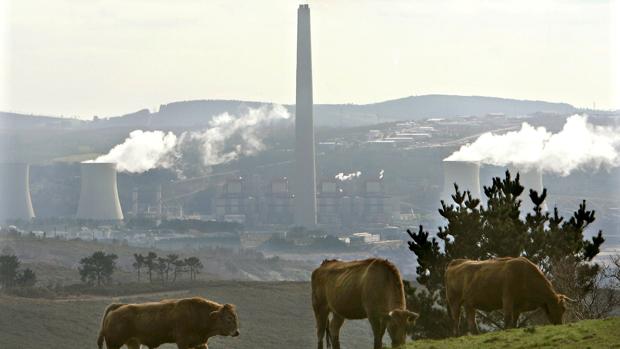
[1,0,618,118]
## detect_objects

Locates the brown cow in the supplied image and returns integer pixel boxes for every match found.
[97,297,240,349]
[445,256,572,335]
[311,258,419,349]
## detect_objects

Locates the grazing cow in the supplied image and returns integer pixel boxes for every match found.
[97,297,239,349]
[445,256,572,335]
[311,258,419,349]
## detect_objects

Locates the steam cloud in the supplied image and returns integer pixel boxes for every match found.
[87,105,290,174]
[85,130,178,173]
[335,171,362,181]
[445,115,620,176]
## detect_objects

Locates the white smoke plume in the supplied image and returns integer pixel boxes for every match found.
[335,171,362,181]
[86,105,290,174]
[181,104,290,166]
[445,115,620,176]
[85,130,177,173]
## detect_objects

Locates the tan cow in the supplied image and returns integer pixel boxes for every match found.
[311,258,419,349]
[97,297,240,349]
[445,256,572,335]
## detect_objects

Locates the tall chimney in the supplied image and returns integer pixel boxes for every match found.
[293,4,317,227]
[76,163,124,220]
[132,187,139,217]
[0,163,35,221]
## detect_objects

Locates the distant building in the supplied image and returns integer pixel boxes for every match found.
[215,177,257,224]
[263,177,294,225]
[317,179,342,224]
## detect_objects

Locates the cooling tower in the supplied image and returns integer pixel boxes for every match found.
[293,4,317,227]
[510,166,547,213]
[441,160,481,204]
[0,163,35,221]
[76,163,124,220]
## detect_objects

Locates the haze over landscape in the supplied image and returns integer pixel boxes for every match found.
[1,0,618,117]
[1,1,620,349]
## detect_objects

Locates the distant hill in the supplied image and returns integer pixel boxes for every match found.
[0,112,85,130]
[1,95,578,130]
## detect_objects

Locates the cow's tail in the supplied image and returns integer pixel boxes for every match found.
[97,303,125,349]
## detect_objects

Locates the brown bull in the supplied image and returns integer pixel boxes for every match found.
[97,297,239,349]
[311,258,419,349]
[445,256,572,335]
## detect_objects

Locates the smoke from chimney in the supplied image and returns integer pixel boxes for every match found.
[86,104,290,175]
[335,171,362,181]
[445,115,620,176]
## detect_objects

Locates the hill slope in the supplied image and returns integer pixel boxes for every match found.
[409,317,620,349]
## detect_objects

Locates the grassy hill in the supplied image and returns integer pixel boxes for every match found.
[409,317,620,349]
[0,281,374,349]
[1,280,618,349]
[0,234,313,284]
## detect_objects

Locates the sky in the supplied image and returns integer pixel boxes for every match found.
[0,0,618,118]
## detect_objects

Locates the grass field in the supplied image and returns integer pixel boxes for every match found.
[0,281,374,349]
[0,234,314,285]
[2,281,619,349]
[410,317,620,349]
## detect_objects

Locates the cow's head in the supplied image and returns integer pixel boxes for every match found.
[384,309,419,348]
[209,304,240,337]
[545,294,572,325]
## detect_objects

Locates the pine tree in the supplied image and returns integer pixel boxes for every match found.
[405,170,606,338]
[78,251,118,287]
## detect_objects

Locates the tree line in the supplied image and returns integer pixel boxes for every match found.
[76,250,204,287]
[132,252,204,283]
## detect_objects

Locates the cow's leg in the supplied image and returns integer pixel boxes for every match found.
[464,304,478,334]
[512,311,521,328]
[125,339,140,349]
[368,315,387,349]
[101,338,122,349]
[329,313,345,349]
[313,302,329,349]
[449,300,462,336]
[176,334,201,349]
[503,297,515,329]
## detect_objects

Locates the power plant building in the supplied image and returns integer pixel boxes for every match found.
[76,163,124,220]
[293,4,317,228]
[214,177,258,224]
[263,177,294,225]
[0,163,35,221]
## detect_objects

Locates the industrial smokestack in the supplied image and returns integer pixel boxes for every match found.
[155,185,163,219]
[510,166,547,213]
[293,4,317,227]
[441,160,481,204]
[0,163,35,221]
[76,163,124,220]
[132,187,139,217]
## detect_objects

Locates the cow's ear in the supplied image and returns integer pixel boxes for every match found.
[407,311,419,323]
[208,310,219,320]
